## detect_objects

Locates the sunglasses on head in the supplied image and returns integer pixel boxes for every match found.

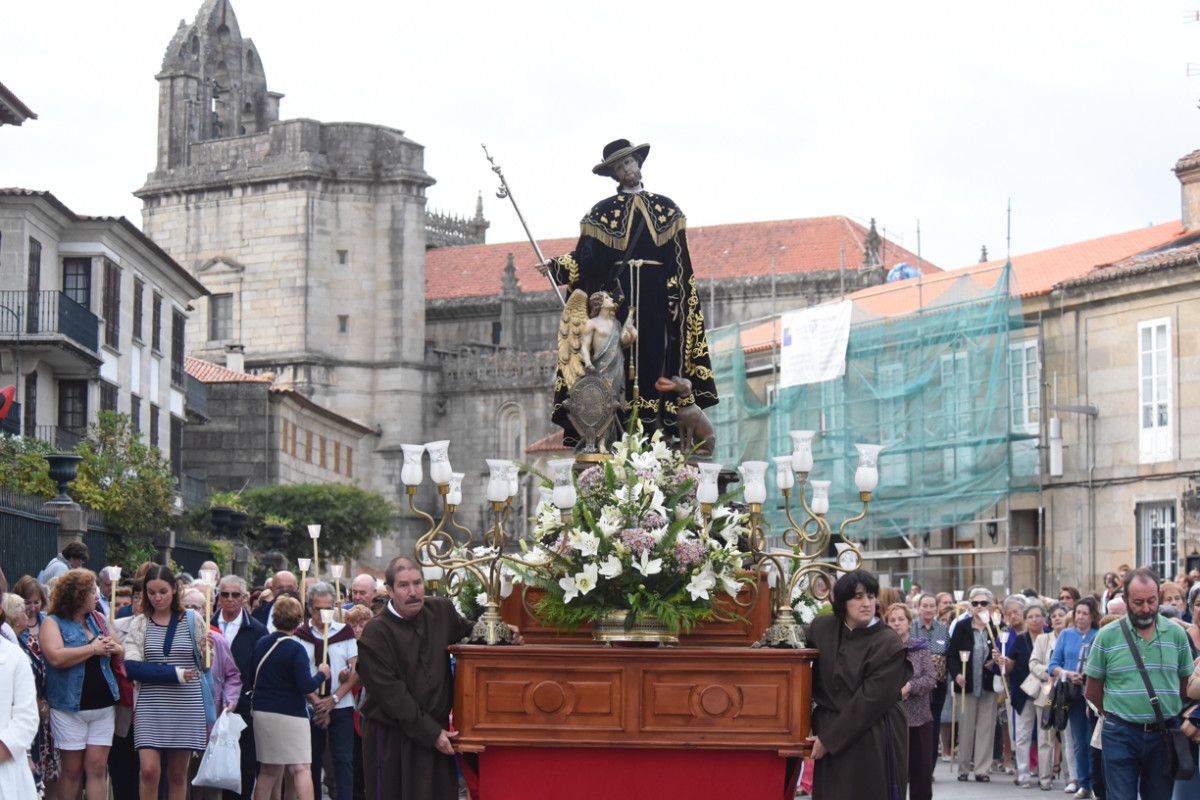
[970,600,990,607]
[219,591,242,598]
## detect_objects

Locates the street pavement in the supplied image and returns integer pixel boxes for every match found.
[929,760,1045,800]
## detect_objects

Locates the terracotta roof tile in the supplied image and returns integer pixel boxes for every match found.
[185,357,272,384]
[426,216,937,301]
[1059,228,1200,289]
[525,430,570,454]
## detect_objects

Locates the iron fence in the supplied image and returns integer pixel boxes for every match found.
[0,290,99,353]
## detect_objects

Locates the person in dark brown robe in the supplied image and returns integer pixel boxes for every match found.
[807,569,910,800]
[355,557,473,800]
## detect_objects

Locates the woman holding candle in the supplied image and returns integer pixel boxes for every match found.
[39,569,120,800]
[946,586,1001,782]
[1048,596,1099,799]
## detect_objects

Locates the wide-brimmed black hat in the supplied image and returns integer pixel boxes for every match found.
[592,138,650,176]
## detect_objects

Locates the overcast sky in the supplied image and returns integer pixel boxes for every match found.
[2,1,1197,272]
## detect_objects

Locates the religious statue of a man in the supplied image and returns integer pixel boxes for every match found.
[540,138,718,448]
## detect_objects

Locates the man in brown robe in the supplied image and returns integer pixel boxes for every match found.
[355,556,473,799]
[807,569,910,799]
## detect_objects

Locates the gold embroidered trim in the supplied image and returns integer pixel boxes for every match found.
[556,253,580,285]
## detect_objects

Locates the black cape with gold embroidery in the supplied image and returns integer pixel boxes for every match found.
[548,190,717,447]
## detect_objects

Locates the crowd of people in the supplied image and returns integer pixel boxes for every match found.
[0,544,457,799]
[2,541,1200,800]
[805,566,1200,800]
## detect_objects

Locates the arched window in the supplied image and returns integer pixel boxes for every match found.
[497,403,524,461]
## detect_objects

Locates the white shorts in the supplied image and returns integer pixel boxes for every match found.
[50,706,115,750]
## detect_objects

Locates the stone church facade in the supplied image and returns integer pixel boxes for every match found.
[141,1,933,550]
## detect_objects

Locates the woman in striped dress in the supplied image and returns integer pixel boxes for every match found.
[123,565,210,800]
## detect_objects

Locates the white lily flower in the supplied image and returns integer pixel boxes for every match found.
[574,564,599,596]
[629,451,660,474]
[597,506,623,537]
[614,483,643,504]
[686,569,717,601]
[633,549,663,577]
[648,486,667,518]
[675,502,694,521]
[475,591,489,607]
[650,437,672,461]
[568,529,600,557]
[598,554,623,579]
[711,505,734,520]
[559,575,579,603]
[719,573,743,598]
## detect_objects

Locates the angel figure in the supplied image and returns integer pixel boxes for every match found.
[555,290,636,453]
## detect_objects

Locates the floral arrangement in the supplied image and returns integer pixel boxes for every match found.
[513,428,752,634]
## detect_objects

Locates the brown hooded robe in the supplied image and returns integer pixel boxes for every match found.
[808,612,910,799]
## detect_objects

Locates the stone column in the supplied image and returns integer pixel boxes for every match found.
[48,501,88,554]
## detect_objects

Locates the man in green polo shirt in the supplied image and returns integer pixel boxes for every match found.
[1084,567,1193,800]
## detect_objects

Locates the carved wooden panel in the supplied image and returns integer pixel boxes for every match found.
[452,644,814,756]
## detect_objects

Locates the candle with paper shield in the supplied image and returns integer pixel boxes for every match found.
[424,440,452,485]
[319,608,334,692]
[853,443,883,495]
[108,565,122,623]
[297,557,311,614]
[374,536,383,560]
[400,444,425,487]
[330,564,344,620]
[485,459,511,504]
[198,567,219,668]
[738,461,768,506]
[547,458,577,510]
[789,430,815,474]
[308,523,321,576]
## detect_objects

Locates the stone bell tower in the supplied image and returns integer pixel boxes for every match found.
[154,0,281,171]
[137,0,437,508]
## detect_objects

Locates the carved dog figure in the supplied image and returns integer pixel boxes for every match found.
[654,376,715,458]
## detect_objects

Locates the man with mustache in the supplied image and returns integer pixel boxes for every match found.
[1084,567,1195,800]
[354,557,522,798]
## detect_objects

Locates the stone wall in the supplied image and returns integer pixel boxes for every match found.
[183,381,272,493]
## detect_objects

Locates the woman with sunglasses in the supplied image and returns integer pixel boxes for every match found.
[1048,596,1099,799]
[946,587,1002,782]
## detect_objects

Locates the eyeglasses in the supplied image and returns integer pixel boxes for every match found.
[219,592,242,598]
[970,600,990,607]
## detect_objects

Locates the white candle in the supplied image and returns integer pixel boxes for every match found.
[854,443,884,493]
[789,430,815,474]
[738,461,768,505]
[771,456,793,491]
[424,440,452,484]
[400,444,425,487]
[697,462,723,505]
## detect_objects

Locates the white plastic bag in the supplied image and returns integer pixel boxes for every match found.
[192,709,247,792]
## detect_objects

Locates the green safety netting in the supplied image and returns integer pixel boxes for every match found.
[707,262,1037,548]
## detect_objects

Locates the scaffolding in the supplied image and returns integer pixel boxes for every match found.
[707,263,1041,594]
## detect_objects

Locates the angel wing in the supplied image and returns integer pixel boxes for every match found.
[557,289,590,390]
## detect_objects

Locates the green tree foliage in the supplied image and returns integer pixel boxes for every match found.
[0,435,57,497]
[71,412,175,537]
[239,483,394,562]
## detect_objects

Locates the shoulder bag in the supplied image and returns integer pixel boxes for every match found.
[185,609,217,725]
[1117,619,1196,781]
[91,610,134,707]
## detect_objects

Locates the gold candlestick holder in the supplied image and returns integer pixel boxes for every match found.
[737,474,871,649]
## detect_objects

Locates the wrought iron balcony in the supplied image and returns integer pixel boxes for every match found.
[0,290,100,356]
[32,425,85,452]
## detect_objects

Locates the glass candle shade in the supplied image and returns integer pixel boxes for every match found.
[738,461,768,505]
[447,472,464,506]
[854,443,883,493]
[400,444,425,487]
[789,430,815,474]
[697,462,723,505]
[810,480,831,515]
[771,456,793,491]
[424,440,452,485]
[485,459,512,503]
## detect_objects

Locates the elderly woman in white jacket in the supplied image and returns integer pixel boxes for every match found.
[1027,602,1068,791]
[0,632,40,798]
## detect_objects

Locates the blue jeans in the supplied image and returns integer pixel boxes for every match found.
[311,706,355,800]
[1101,716,1175,800]
[1068,699,1094,790]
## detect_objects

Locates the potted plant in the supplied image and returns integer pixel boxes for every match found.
[209,491,246,532]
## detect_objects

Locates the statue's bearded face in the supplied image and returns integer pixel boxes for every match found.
[611,155,642,189]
